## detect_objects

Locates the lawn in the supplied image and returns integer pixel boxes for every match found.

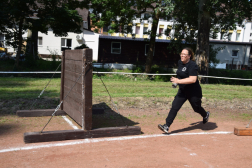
[0,77,251,100]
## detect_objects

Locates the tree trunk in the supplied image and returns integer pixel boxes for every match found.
[26,29,38,60]
[15,18,24,69]
[145,10,160,73]
[195,0,210,83]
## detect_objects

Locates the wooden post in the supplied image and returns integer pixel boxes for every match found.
[82,49,93,130]
[234,127,252,136]
[60,51,65,110]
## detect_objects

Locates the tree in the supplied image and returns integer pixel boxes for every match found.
[0,0,87,69]
[172,0,252,83]
[90,0,174,73]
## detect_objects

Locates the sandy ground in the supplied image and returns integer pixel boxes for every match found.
[0,98,252,168]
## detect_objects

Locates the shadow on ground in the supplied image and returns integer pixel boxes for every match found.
[0,123,19,136]
[92,102,139,129]
[169,121,218,134]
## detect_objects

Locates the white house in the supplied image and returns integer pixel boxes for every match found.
[210,40,252,69]
[0,8,100,61]
[35,29,99,61]
[1,9,251,68]
[100,14,252,69]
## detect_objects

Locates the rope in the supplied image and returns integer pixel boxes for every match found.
[93,67,128,127]
[1,71,252,81]
[29,63,62,110]
[246,119,252,128]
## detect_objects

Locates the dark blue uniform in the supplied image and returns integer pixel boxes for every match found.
[166,60,207,127]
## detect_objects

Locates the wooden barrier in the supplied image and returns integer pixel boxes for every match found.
[24,126,141,143]
[16,108,104,117]
[234,127,252,136]
[19,49,141,143]
[60,49,93,130]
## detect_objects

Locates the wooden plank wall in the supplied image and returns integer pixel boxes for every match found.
[61,49,93,130]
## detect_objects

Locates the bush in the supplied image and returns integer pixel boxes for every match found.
[208,69,252,85]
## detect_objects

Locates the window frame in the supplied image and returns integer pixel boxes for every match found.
[135,25,140,35]
[231,50,239,58]
[61,38,72,48]
[111,42,121,54]
[38,37,43,46]
[236,32,240,41]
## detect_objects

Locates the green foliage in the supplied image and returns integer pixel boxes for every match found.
[0,59,61,77]
[209,69,252,85]
[171,0,252,76]
[132,66,144,73]
[47,48,60,69]
[172,0,252,42]
[0,59,15,71]
[0,0,87,68]
[24,54,36,69]
[90,0,175,72]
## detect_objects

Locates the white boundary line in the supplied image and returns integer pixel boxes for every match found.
[0,131,232,153]
[61,116,79,130]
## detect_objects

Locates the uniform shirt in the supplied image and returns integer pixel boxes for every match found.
[176,60,202,97]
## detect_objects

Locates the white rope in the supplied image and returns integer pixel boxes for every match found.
[0,71,61,74]
[198,75,252,81]
[1,71,252,81]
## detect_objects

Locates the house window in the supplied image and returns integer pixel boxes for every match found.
[236,33,240,41]
[38,37,43,46]
[135,23,140,38]
[143,27,148,33]
[145,44,155,56]
[143,24,148,38]
[111,42,121,54]
[61,38,72,51]
[159,25,164,34]
[250,33,252,37]
[232,50,239,57]
[236,30,241,41]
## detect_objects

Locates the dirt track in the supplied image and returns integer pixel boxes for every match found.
[0,98,252,168]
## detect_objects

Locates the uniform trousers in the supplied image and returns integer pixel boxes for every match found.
[166,89,207,127]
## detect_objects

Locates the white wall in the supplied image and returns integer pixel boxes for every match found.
[83,30,99,61]
[38,29,84,56]
[212,43,251,67]
[243,21,252,42]
[37,29,99,61]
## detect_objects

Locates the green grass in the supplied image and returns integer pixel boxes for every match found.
[0,77,61,99]
[0,77,251,100]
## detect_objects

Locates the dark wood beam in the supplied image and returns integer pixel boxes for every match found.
[24,126,141,143]
[17,108,104,117]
